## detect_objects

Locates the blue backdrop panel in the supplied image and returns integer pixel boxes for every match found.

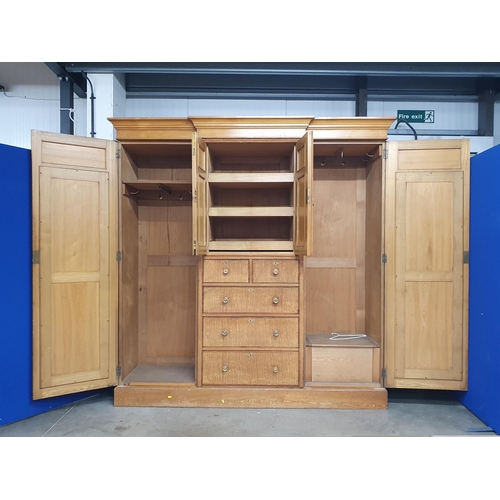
[460,144,500,433]
[0,143,100,427]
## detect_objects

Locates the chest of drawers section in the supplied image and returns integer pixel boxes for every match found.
[199,256,303,387]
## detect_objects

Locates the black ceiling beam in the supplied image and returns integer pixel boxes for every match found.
[55,62,500,78]
[478,79,496,136]
[45,62,500,102]
[45,63,87,98]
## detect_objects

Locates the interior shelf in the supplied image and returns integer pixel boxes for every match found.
[208,207,294,217]
[208,172,294,188]
[122,364,196,385]
[209,240,294,251]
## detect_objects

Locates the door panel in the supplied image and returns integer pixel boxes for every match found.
[32,131,118,399]
[385,140,469,390]
[294,131,313,255]
[192,133,208,255]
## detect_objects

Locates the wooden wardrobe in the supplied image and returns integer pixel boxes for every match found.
[31,117,469,409]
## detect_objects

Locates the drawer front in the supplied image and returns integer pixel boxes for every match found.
[252,259,299,283]
[202,351,299,386]
[203,317,299,347]
[204,259,249,283]
[203,286,299,314]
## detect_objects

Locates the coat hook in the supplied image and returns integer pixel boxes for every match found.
[158,184,172,195]
[320,158,327,166]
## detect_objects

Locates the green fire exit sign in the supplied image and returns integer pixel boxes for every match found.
[397,110,435,123]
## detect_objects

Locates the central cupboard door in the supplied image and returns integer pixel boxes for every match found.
[192,132,313,254]
[384,140,469,390]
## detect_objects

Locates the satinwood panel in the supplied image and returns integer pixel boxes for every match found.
[202,351,299,386]
[203,286,299,314]
[203,317,299,348]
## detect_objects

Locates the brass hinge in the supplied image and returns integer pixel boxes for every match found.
[463,250,470,264]
[382,254,387,264]
[116,366,121,377]
[116,148,121,159]
[383,149,388,160]
[382,368,387,379]
[306,188,311,203]
[193,189,197,202]
[116,251,122,262]
[193,240,197,251]
[192,146,196,157]
[32,250,40,265]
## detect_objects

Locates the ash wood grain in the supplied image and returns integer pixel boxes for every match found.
[120,195,139,379]
[33,132,118,399]
[137,201,196,365]
[385,140,468,390]
[114,384,388,409]
[365,158,383,347]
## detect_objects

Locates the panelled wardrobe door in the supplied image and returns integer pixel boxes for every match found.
[384,140,469,390]
[294,131,313,256]
[192,133,208,255]
[32,131,119,399]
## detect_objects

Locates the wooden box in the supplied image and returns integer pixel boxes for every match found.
[306,334,380,384]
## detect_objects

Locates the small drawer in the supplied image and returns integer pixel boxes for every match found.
[252,259,299,283]
[204,259,249,283]
[202,351,299,386]
[203,317,299,348]
[203,286,299,314]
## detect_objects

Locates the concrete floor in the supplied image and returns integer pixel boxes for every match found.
[0,388,496,437]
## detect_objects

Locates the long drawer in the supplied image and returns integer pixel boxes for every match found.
[202,351,299,386]
[203,286,299,314]
[203,317,299,347]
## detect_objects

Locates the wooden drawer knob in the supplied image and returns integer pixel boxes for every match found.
[273,297,279,305]
[273,366,279,374]
[273,268,279,275]
[223,268,229,275]
[221,329,228,337]
[222,297,229,304]
[222,365,228,373]
[273,330,279,337]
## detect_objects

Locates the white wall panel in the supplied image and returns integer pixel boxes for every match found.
[286,100,355,117]
[0,63,86,148]
[126,98,189,117]
[187,99,287,116]
[126,98,357,118]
